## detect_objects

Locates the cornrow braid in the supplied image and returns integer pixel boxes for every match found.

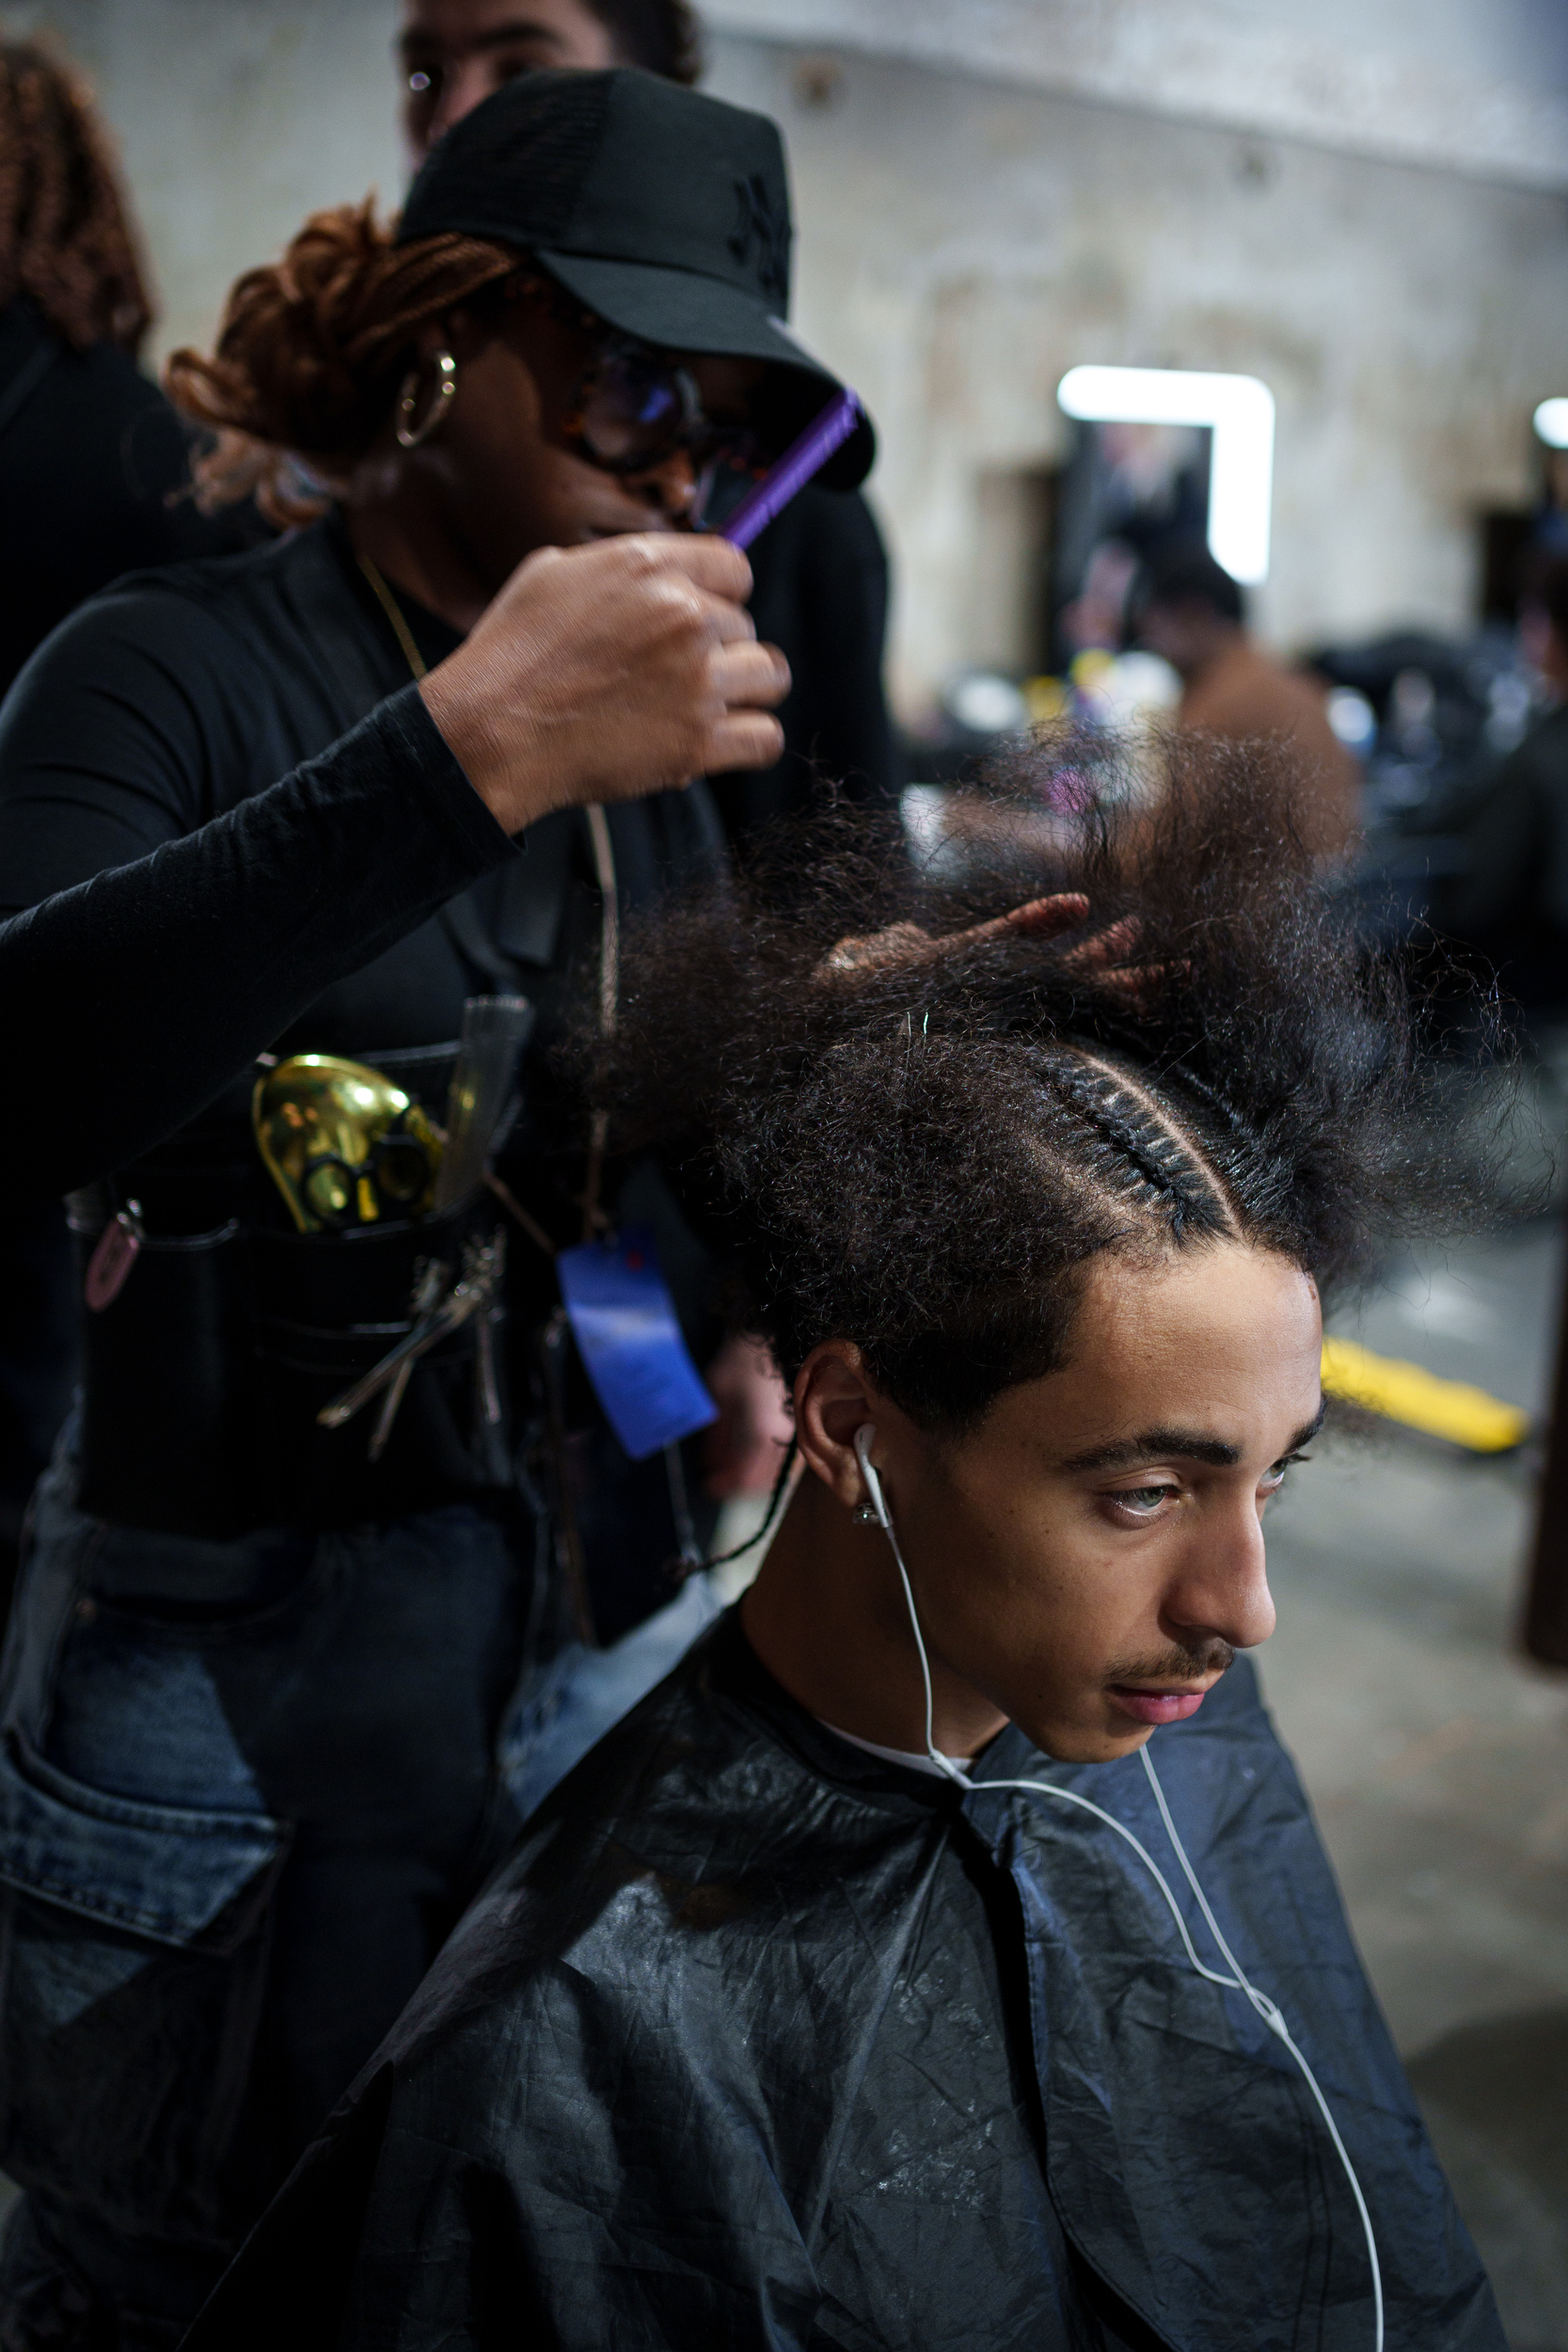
[165,205,516,527]
[1040,1054,1240,1243]
[0,41,153,354]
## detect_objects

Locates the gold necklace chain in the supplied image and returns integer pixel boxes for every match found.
[356,551,429,683]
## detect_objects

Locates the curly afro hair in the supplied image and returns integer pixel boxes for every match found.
[585,731,1504,1432]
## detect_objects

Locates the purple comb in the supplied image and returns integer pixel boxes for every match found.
[720,388,863,550]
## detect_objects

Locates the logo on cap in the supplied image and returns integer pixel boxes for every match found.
[729,174,789,301]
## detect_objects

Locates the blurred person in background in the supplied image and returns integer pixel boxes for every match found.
[1135,542,1360,860]
[398,0,701,132]
[0,40,247,1620]
[0,40,245,691]
[1443,558,1568,1008]
[394,0,898,856]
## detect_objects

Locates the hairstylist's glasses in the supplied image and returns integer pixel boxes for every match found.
[564,334,767,494]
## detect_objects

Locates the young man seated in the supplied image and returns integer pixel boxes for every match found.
[190,742,1505,2350]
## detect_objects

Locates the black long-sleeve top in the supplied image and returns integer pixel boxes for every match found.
[0,511,737,1561]
[0,515,722,1214]
[707,483,899,839]
[0,488,895,1210]
[0,296,252,701]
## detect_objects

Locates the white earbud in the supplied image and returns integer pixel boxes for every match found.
[853,1423,893,1529]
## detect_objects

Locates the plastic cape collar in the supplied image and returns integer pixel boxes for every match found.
[185,1612,1503,2352]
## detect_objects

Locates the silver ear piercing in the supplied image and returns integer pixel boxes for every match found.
[396,349,458,448]
[852,1501,879,1524]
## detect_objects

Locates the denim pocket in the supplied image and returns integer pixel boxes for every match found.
[0,1733,284,1945]
[0,1732,288,2244]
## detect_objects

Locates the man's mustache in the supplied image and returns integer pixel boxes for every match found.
[1105,1638,1235,1686]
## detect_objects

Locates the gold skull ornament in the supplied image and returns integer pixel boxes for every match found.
[253,1056,442,1233]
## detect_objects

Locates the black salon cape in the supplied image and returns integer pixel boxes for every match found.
[186,1613,1501,2352]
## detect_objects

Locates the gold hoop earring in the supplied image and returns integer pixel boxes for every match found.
[395,349,457,449]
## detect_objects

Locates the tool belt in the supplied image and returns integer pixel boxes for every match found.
[69,1194,512,1539]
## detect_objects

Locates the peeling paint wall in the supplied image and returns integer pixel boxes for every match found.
[9,2,1567,714]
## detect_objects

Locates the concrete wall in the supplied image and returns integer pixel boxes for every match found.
[705,0,1568,196]
[8,2,1568,716]
[701,35,1568,707]
[5,0,404,358]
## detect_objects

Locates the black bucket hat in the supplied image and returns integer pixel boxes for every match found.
[396,67,874,491]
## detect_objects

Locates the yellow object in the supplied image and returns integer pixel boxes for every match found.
[1320,1335,1530,1454]
[1069,647,1116,690]
[1023,675,1069,725]
[253,1056,441,1233]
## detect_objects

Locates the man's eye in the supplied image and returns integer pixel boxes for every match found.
[1262,1449,1310,1492]
[1111,1485,1173,1516]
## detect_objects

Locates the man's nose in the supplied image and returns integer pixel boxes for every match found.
[1164,1499,1277,1655]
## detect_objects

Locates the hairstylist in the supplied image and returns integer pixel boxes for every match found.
[0,71,872,2352]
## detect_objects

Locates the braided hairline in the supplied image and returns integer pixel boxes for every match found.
[1042,1048,1245,1241]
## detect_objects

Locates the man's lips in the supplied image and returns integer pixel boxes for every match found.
[1105,1684,1213,1725]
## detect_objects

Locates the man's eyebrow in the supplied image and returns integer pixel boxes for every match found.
[1060,1395,1328,1475]
[1060,1428,1243,1473]
[1284,1398,1328,1454]
[399,18,561,55]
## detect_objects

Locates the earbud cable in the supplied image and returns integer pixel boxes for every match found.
[852,1430,1383,2352]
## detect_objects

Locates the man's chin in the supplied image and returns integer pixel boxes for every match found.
[1009,1708,1153,1766]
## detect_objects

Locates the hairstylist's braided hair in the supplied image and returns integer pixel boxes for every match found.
[166,205,517,526]
[585,729,1503,1433]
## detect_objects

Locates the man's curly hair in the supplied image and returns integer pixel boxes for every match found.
[586,733,1504,1431]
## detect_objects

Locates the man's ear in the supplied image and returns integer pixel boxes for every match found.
[793,1342,880,1510]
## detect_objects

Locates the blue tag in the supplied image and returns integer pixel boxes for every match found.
[557,1222,719,1462]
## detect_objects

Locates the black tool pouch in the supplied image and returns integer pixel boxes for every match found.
[72,1199,508,1539]
[74,1216,252,1538]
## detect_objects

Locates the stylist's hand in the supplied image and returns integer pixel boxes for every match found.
[419,534,789,835]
